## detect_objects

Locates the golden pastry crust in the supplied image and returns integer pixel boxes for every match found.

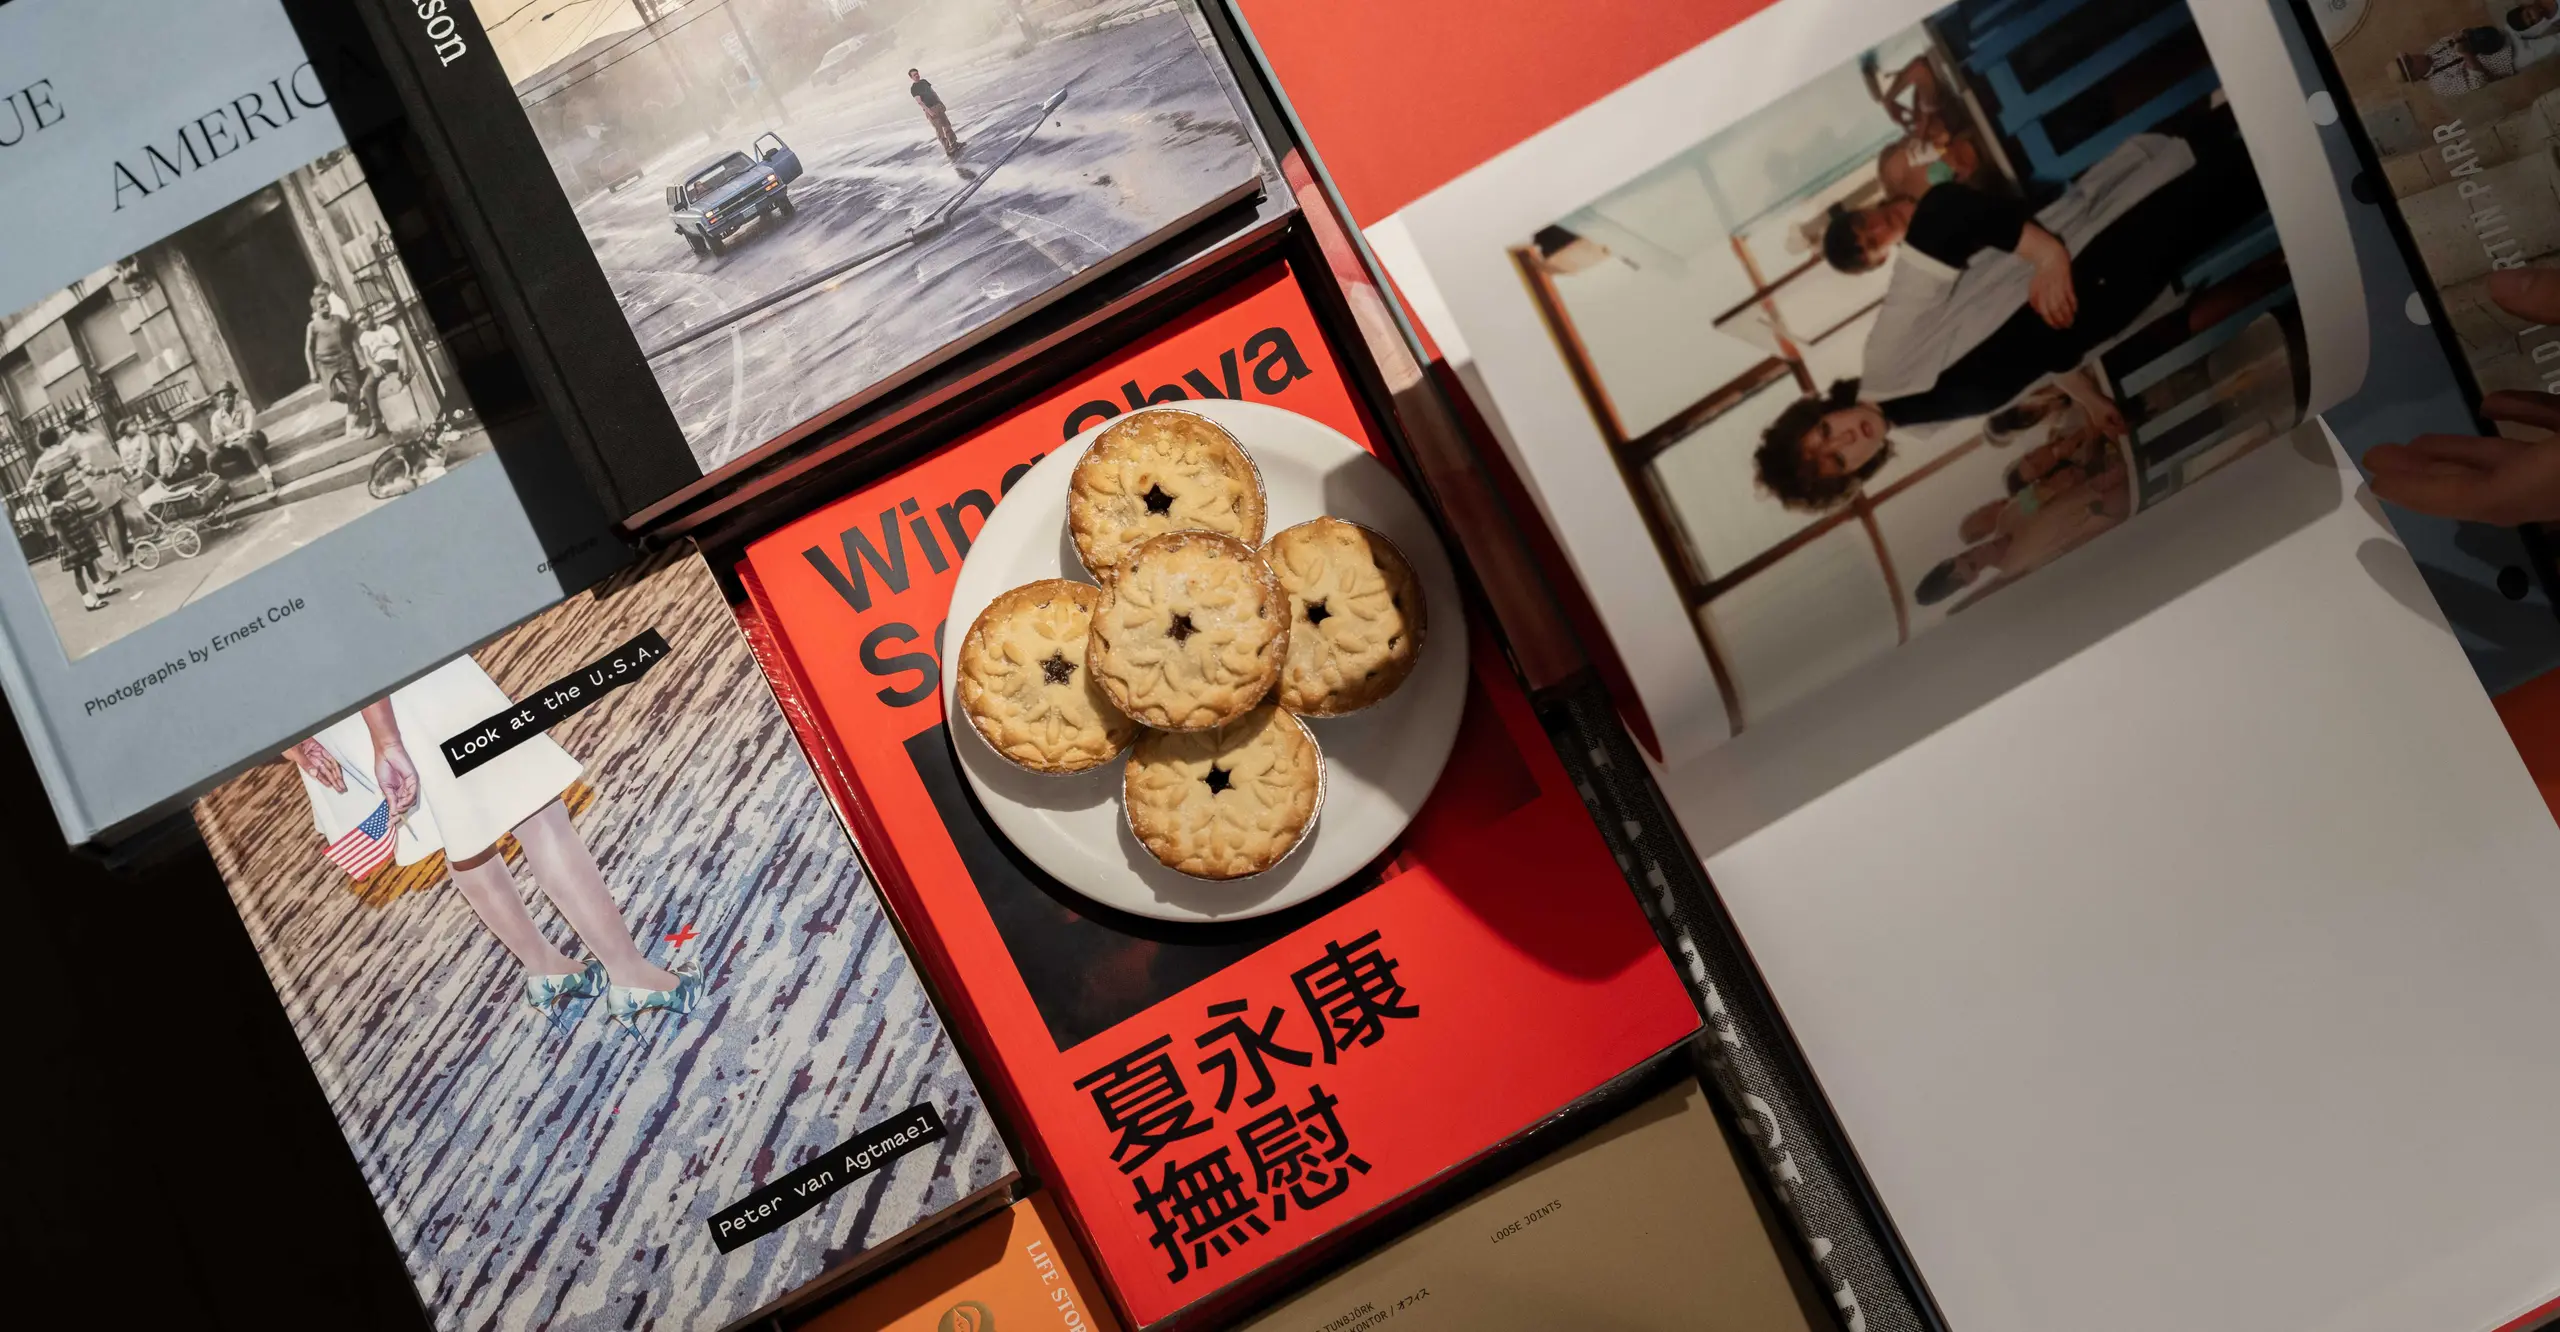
[1262,518,1428,716]
[1124,705,1323,880]
[1068,409,1266,580]
[1088,531,1289,731]
[956,580,1137,774]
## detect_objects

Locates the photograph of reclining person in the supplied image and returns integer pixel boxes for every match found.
[1513,0,2308,732]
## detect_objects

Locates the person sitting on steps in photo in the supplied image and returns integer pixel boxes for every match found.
[207,382,276,492]
[148,410,209,484]
[113,414,153,491]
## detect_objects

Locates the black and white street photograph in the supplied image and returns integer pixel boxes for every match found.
[0,149,489,660]
[484,0,1266,473]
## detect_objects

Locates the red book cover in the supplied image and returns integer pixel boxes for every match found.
[738,260,1697,1327]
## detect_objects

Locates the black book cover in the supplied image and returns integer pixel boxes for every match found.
[327,0,1271,525]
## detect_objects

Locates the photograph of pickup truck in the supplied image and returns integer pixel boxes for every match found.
[668,132,804,257]
[483,0,1266,475]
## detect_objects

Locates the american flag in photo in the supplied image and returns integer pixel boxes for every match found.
[323,798,397,879]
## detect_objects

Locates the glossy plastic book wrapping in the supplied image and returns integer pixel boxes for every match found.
[194,551,1015,1332]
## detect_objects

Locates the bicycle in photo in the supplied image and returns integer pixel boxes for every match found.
[367,408,471,500]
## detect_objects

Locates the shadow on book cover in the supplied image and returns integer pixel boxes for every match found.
[193,551,1015,1332]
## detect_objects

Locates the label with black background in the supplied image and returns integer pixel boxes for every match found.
[439,629,669,776]
[707,1104,946,1253]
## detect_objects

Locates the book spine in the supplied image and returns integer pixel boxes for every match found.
[0,633,90,844]
[1277,150,1587,694]
[320,0,655,521]
[1228,24,1941,1328]
[1549,681,1948,1332]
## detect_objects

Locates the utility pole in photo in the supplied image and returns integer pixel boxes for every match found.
[1007,0,1046,46]
[627,0,712,145]
[709,0,790,125]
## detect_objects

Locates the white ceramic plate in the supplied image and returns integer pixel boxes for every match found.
[941,399,1467,922]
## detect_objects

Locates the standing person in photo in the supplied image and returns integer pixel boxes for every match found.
[304,285,367,437]
[207,383,277,491]
[1761,133,2283,511]
[910,66,962,162]
[40,465,117,612]
[28,427,81,513]
[64,409,134,562]
[356,315,405,438]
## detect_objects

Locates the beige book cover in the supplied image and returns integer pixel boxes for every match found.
[1240,1081,1812,1332]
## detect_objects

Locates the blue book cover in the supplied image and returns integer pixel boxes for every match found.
[0,0,627,845]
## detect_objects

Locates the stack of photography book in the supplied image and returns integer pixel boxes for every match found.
[20,0,2560,1329]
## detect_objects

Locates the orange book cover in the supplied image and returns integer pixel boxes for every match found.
[738,260,1698,1328]
[797,1194,1120,1332]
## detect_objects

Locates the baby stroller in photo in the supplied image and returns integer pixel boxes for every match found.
[128,470,231,569]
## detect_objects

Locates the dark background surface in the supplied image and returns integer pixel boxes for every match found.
[0,707,433,1331]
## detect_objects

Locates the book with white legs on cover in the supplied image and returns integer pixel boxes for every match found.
[192,550,1015,1332]
[0,0,630,848]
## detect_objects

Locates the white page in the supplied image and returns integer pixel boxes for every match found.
[1674,423,2560,1332]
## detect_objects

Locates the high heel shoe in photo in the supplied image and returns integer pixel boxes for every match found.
[522,958,605,1034]
[602,968,704,1037]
